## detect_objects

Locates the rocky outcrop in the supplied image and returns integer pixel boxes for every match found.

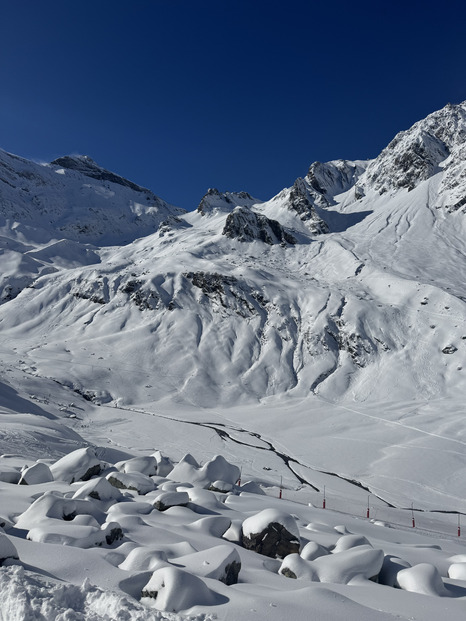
[197,188,258,215]
[241,510,300,559]
[51,155,149,193]
[223,206,297,244]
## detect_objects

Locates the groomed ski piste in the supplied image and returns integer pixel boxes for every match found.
[1,101,466,619]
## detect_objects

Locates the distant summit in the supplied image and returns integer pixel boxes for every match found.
[51,154,149,193]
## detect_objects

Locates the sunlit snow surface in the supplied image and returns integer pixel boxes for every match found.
[2,102,466,618]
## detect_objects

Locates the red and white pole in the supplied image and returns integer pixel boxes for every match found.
[411,503,415,528]
[458,514,461,538]
[366,495,370,519]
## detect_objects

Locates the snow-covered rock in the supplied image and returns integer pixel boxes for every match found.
[242,508,300,559]
[279,553,319,581]
[300,540,329,561]
[106,471,155,495]
[173,544,241,585]
[397,563,450,596]
[332,534,372,553]
[141,566,220,612]
[50,447,102,484]
[448,562,466,581]
[378,555,412,588]
[18,462,53,485]
[0,532,18,565]
[312,546,384,584]
[115,456,157,476]
[153,491,189,511]
[168,454,240,489]
[72,477,124,502]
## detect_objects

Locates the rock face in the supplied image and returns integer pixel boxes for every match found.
[363,101,466,196]
[197,188,259,216]
[241,509,300,559]
[223,206,297,245]
[51,155,149,193]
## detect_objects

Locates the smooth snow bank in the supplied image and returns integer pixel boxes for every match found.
[0,565,211,620]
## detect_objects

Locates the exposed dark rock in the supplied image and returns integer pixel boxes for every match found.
[242,522,300,559]
[105,526,124,545]
[442,345,458,354]
[286,180,329,234]
[197,188,257,216]
[51,155,149,193]
[223,560,241,585]
[223,206,297,245]
[80,464,102,482]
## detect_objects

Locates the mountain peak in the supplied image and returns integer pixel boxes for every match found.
[51,154,149,193]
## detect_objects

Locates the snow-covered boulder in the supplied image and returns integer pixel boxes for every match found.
[15,492,82,528]
[279,553,319,581]
[301,541,329,561]
[19,462,54,485]
[448,562,466,580]
[72,477,124,502]
[50,447,102,483]
[118,547,168,572]
[115,456,157,476]
[238,481,265,495]
[168,454,240,489]
[173,544,241,585]
[27,520,123,548]
[241,509,300,559]
[0,532,19,565]
[186,515,232,538]
[153,491,189,512]
[106,471,155,495]
[152,450,174,477]
[378,555,411,587]
[397,563,450,596]
[312,546,384,584]
[208,480,233,493]
[332,534,372,553]
[141,566,220,612]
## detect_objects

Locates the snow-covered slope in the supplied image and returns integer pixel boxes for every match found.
[2,100,466,619]
[1,103,466,500]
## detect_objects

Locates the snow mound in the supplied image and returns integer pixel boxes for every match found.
[0,565,204,620]
[19,462,53,485]
[397,563,450,597]
[168,454,240,489]
[312,546,384,584]
[141,566,222,612]
[172,544,241,585]
[50,447,102,484]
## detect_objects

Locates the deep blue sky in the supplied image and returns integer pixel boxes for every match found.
[1,1,465,210]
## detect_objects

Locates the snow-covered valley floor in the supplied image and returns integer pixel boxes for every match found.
[1,362,466,620]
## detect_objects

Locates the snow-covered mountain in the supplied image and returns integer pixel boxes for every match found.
[2,101,466,620]
[2,103,466,410]
[1,102,466,489]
